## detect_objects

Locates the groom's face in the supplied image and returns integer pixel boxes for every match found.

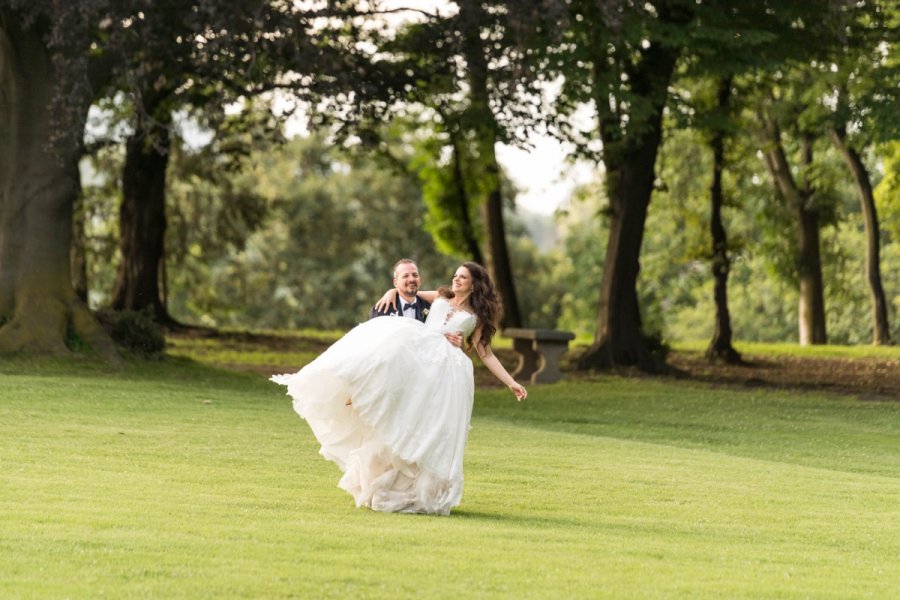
[393,263,421,300]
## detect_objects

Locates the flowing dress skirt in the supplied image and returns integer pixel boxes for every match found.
[272,317,474,515]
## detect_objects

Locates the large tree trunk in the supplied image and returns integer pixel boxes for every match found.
[795,136,827,345]
[459,0,522,327]
[577,40,679,371]
[0,14,117,358]
[111,115,175,324]
[705,78,741,364]
[761,121,827,345]
[578,147,660,370]
[796,203,827,344]
[828,128,891,345]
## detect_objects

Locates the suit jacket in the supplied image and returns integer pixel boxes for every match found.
[369,294,431,323]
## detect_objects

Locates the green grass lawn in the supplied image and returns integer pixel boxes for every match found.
[1,350,898,598]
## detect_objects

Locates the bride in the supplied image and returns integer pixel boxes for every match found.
[271,262,527,515]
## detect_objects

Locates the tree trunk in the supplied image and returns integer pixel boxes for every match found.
[111,116,174,323]
[577,40,679,371]
[578,146,660,370]
[761,120,827,345]
[796,204,827,345]
[828,128,891,345]
[796,135,827,345]
[0,14,117,358]
[705,78,741,364]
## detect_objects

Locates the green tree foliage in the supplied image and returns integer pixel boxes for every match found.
[401,117,486,261]
[558,129,900,345]
[325,1,563,327]
[553,180,606,338]
[80,126,556,332]
[538,0,839,368]
[505,214,565,329]
[1,0,364,354]
[876,142,900,242]
[164,134,456,329]
[78,145,125,309]
[99,1,356,323]
[874,141,900,326]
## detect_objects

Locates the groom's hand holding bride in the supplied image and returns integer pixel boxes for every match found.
[445,331,463,348]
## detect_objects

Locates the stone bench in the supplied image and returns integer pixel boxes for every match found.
[503,328,576,384]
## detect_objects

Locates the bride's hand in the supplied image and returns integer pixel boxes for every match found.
[374,289,398,312]
[509,382,527,401]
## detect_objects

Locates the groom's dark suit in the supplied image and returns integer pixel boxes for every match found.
[369,295,431,323]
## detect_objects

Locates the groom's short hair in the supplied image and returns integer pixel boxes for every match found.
[393,258,417,277]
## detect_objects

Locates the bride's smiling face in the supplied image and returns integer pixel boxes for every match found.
[451,267,472,295]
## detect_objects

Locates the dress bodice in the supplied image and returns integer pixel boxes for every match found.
[424,298,477,338]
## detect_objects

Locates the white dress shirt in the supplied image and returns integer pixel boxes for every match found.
[401,298,418,318]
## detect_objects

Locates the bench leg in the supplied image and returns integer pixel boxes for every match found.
[532,342,568,384]
[511,338,540,382]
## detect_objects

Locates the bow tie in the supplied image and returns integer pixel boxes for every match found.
[401,302,417,312]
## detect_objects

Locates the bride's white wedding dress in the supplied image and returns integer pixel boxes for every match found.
[271,298,478,515]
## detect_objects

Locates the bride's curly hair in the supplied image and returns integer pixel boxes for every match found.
[438,262,502,347]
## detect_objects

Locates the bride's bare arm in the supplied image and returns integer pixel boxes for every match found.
[473,329,527,401]
[374,289,398,312]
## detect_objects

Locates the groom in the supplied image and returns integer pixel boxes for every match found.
[370,258,430,322]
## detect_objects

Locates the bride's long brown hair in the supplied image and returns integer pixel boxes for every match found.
[438,262,502,347]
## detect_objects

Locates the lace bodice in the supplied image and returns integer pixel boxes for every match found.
[424,298,477,338]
